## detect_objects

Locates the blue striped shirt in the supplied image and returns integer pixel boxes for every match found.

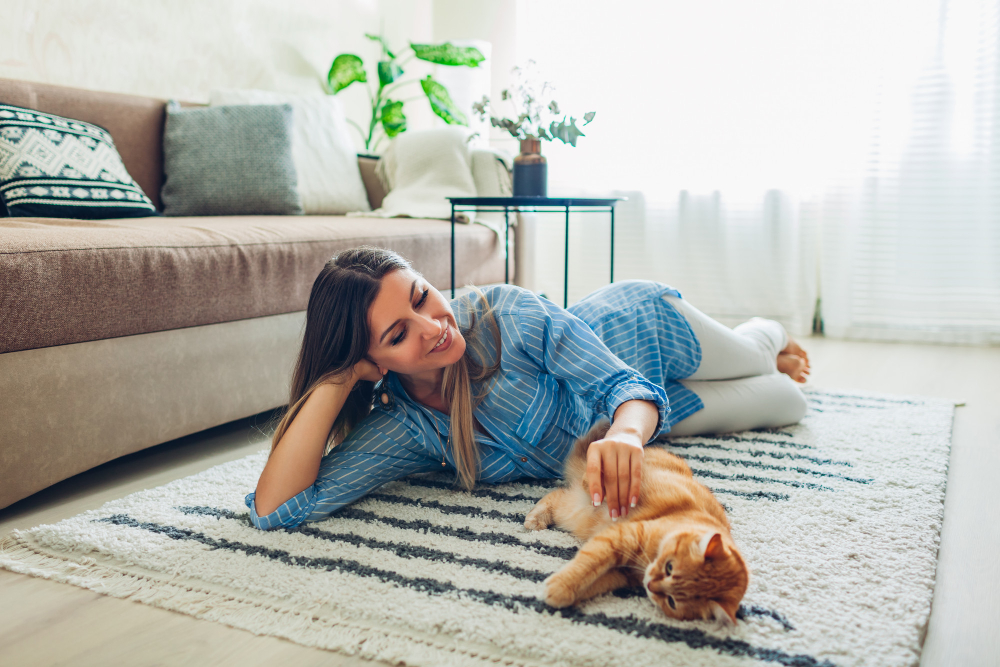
[246,281,703,530]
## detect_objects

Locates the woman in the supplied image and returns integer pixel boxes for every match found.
[248,247,809,530]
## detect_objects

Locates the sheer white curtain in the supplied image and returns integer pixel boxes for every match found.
[817,0,1000,344]
[515,0,1000,342]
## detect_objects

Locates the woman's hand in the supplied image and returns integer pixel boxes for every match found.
[350,357,387,384]
[586,432,644,521]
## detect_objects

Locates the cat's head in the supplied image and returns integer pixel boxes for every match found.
[643,527,748,625]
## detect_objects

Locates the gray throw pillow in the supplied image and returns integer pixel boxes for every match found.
[161,102,303,216]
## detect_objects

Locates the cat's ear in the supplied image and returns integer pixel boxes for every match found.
[700,532,725,560]
[710,600,738,626]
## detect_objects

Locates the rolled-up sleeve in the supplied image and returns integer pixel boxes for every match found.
[245,411,439,530]
[513,290,670,441]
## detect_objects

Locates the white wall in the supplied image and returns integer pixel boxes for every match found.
[432,0,518,153]
[0,0,436,150]
[0,0,523,152]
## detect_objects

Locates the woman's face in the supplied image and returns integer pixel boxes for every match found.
[366,269,467,376]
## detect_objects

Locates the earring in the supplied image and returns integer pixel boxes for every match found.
[375,378,395,410]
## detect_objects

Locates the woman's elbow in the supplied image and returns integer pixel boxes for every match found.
[251,491,283,519]
[246,491,306,531]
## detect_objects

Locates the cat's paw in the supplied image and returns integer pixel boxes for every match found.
[543,574,576,608]
[523,508,550,531]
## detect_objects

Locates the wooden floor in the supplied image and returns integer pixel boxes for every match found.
[2,335,998,667]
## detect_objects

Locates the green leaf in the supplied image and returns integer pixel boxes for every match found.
[420,75,467,125]
[380,100,407,137]
[497,118,521,138]
[377,60,404,87]
[471,95,490,118]
[328,54,367,93]
[410,42,485,67]
[365,33,396,59]
[549,116,586,147]
[583,111,596,125]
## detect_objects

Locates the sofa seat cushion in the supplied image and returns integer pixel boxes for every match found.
[0,216,507,353]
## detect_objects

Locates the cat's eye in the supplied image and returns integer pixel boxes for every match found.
[667,595,676,610]
[665,561,673,576]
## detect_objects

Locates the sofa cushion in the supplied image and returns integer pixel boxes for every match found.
[209,89,371,215]
[0,78,167,210]
[0,103,158,219]
[0,78,391,212]
[161,102,303,216]
[0,215,508,353]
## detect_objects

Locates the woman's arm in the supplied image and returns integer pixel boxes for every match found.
[511,290,670,441]
[254,380,356,517]
[509,289,669,520]
[605,399,659,447]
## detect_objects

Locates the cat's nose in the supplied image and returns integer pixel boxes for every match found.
[647,577,664,593]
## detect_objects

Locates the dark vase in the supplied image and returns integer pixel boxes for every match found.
[513,138,547,197]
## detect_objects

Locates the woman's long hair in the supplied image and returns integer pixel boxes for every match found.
[269,246,501,490]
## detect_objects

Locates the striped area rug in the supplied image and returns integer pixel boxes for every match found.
[0,388,953,667]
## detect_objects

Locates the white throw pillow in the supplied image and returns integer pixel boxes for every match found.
[209,89,370,214]
[372,126,477,220]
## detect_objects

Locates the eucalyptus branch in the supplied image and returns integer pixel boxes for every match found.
[474,66,596,147]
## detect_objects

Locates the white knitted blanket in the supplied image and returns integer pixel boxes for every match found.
[353,127,512,230]
[0,387,953,667]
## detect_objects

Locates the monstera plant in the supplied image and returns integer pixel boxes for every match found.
[328,34,485,151]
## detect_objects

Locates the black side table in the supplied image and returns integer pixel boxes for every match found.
[448,197,624,308]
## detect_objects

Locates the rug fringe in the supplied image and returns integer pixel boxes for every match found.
[0,532,538,667]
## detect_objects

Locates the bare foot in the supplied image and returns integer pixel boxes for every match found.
[778,354,809,383]
[781,337,810,363]
[778,337,811,383]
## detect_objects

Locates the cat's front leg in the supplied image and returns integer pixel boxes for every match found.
[575,568,632,602]
[544,525,634,608]
[524,488,567,531]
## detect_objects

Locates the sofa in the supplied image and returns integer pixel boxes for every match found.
[0,77,513,510]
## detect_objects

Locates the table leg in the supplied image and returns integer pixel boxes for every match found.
[451,203,456,299]
[505,206,510,284]
[564,205,570,308]
[610,205,615,284]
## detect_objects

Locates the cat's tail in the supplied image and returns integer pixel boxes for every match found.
[564,420,611,483]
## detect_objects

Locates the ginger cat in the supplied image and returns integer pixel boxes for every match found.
[524,422,749,624]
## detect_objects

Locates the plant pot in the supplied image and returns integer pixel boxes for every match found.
[513,138,547,197]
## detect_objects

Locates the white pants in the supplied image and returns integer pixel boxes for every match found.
[662,295,808,437]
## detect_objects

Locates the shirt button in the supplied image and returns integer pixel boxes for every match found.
[521,457,527,462]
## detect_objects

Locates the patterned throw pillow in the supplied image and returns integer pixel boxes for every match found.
[0,104,157,219]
